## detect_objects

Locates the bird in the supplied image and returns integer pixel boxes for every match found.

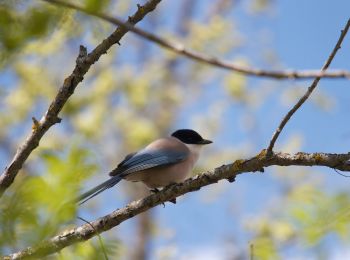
[77,129,212,204]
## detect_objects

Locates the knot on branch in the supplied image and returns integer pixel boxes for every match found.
[75,45,88,72]
[76,45,88,65]
[136,4,145,14]
[31,117,40,131]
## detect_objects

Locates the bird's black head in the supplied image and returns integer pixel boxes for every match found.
[171,129,212,145]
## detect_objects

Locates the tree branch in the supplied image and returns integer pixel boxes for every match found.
[44,0,350,80]
[266,19,350,155]
[0,0,163,198]
[4,151,350,259]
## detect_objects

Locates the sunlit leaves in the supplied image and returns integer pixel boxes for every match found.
[281,85,335,112]
[115,110,158,150]
[59,238,120,260]
[224,73,247,101]
[288,187,350,245]
[252,237,279,260]
[124,77,151,109]
[4,62,57,122]
[187,16,241,54]
[247,184,350,258]
[248,216,295,259]
[84,0,110,12]
[249,0,273,14]
[0,2,62,59]
[0,145,97,253]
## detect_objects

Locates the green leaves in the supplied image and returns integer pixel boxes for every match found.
[0,145,97,254]
[0,2,62,56]
[248,184,350,259]
[224,73,247,101]
[84,0,110,12]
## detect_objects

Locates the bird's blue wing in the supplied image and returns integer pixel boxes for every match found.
[109,149,188,176]
[78,150,188,204]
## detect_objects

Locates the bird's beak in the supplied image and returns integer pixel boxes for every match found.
[199,139,213,145]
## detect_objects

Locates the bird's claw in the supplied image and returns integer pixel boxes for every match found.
[169,198,177,204]
[150,187,177,205]
[150,188,160,194]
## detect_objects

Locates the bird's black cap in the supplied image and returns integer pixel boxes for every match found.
[171,129,212,145]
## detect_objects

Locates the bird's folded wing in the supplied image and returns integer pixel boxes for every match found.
[109,149,188,176]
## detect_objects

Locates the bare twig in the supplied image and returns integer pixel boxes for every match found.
[266,19,350,155]
[130,188,152,260]
[250,243,254,260]
[4,151,350,259]
[0,0,163,198]
[77,217,108,260]
[44,0,350,80]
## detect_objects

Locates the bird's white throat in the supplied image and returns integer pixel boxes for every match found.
[185,144,203,163]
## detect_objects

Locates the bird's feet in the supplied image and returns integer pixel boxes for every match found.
[150,188,160,194]
[149,187,177,205]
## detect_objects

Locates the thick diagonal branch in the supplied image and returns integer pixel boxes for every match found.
[0,0,163,197]
[5,151,350,259]
[44,0,350,80]
[266,19,350,155]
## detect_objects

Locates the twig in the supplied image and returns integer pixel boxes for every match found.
[4,151,350,259]
[266,19,350,156]
[333,168,350,177]
[44,0,350,80]
[0,0,163,198]
[250,243,254,260]
[77,216,108,260]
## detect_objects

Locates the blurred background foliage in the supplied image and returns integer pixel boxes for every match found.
[0,0,349,259]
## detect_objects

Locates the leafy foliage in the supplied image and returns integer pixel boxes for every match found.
[0,145,102,256]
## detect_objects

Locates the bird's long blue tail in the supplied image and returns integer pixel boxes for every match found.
[77,175,123,205]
